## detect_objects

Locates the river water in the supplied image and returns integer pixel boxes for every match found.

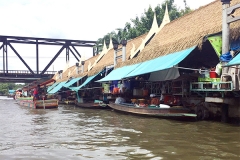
[0,96,239,160]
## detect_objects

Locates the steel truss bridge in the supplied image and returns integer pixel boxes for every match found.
[0,35,97,83]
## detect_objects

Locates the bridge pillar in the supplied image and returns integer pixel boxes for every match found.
[66,46,69,62]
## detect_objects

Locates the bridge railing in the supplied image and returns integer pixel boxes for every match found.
[0,70,57,75]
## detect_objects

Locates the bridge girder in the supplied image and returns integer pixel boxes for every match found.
[0,35,96,83]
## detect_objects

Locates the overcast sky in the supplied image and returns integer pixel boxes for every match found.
[0,0,215,72]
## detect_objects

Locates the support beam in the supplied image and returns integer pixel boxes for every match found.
[2,44,5,73]
[227,15,240,23]
[66,46,69,62]
[0,43,3,50]
[71,45,81,58]
[36,40,39,74]
[222,3,230,55]
[7,40,95,47]
[5,42,8,73]
[226,3,240,15]
[40,45,65,75]
[221,104,229,123]
[68,46,79,62]
[8,42,35,74]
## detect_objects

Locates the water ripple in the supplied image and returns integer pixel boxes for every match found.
[0,98,239,160]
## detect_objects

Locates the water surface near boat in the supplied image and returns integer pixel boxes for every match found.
[0,96,239,160]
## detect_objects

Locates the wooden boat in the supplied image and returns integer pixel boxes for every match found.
[108,102,197,121]
[64,100,75,105]
[75,100,110,109]
[16,97,58,109]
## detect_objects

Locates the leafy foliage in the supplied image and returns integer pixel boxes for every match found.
[0,83,25,95]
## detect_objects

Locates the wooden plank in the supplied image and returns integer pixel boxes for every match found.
[227,16,240,23]
[227,3,240,15]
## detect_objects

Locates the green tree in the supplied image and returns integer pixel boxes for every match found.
[0,83,25,95]
[95,0,192,53]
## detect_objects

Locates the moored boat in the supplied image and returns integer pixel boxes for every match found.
[108,102,197,121]
[75,100,110,109]
[16,97,58,109]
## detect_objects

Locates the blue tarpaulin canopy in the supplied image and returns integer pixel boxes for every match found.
[47,82,60,92]
[62,77,83,88]
[48,81,66,94]
[8,90,15,94]
[124,46,196,78]
[225,53,240,66]
[97,63,142,82]
[224,39,240,66]
[97,46,195,82]
[69,75,97,91]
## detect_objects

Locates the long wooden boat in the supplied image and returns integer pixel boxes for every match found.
[75,100,110,109]
[16,97,58,109]
[108,102,197,121]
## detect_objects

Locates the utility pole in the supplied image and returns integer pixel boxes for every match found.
[221,0,240,75]
[221,0,240,122]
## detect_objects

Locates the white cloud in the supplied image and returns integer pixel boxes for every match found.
[0,0,215,71]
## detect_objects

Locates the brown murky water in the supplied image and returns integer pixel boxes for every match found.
[0,96,240,160]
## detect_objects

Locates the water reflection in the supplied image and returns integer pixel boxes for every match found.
[0,98,239,160]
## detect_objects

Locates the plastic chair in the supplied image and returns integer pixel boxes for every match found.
[220,65,239,90]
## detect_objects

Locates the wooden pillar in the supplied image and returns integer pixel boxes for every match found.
[221,103,229,122]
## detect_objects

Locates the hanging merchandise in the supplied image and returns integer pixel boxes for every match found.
[102,83,110,93]
[208,35,222,57]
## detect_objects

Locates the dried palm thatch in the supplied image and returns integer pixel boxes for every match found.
[115,0,240,68]
[88,65,106,76]
[89,33,147,75]
[52,53,98,82]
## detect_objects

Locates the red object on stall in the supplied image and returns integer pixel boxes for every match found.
[164,95,171,104]
[113,87,119,94]
[209,71,217,78]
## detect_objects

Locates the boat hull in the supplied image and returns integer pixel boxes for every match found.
[16,97,58,109]
[108,103,197,120]
[75,102,110,109]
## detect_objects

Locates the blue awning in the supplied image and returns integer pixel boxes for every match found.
[97,63,142,82]
[69,75,97,91]
[62,77,83,87]
[47,82,60,92]
[8,90,15,94]
[124,46,196,78]
[225,53,240,66]
[48,81,67,94]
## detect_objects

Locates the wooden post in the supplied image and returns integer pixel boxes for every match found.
[221,104,229,122]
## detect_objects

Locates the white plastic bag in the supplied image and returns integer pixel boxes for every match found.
[115,97,126,104]
[215,63,222,76]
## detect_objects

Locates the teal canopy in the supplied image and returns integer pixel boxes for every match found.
[8,90,15,94]
[124,46,196,78]
[225,53,240,66]
[97,47,195,81]
[69,75,97,91]
[47,82,60,92]
[48,81,66,94]
[62,77,83,87]
[97,63,142,82]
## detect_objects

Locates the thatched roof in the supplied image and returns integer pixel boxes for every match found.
[87,33,147,76]
[52,53,99,82]
[115,0,240,68]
